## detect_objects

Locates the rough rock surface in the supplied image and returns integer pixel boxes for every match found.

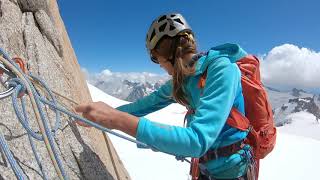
[0,0,130,179]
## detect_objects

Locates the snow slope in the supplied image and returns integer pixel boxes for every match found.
[260,133,320,180]
[278,111,320,141]
[88,83,320,180]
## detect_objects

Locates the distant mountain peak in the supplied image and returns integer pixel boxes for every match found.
[291,88,306,97]
[124,79,164,102]
[89,73,169,101]
[275,96,320,126]
[123,79,140,87]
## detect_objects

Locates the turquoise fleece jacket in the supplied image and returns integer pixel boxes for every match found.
[116,43,251,179]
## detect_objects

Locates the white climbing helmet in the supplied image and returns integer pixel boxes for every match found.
[146,13,192,52]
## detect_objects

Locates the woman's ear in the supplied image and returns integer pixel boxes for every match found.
[150,49,156,56]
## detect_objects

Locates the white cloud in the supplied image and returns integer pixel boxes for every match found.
[260,44,320,89]
[89,69,169,85]
[101,69,113,76]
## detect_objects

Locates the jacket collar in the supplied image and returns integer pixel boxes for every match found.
[193,43,248,76]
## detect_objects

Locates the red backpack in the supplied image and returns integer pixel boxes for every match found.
[190,55,277,180]
[198,55,277,160]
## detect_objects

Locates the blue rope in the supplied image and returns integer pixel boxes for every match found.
[21,94,48,180]
[9,80,43,141]
[0,133,25,179]
[39,97,151,149]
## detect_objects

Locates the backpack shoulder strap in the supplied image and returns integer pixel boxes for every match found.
[197,59,250,131]
[198,69,207,89]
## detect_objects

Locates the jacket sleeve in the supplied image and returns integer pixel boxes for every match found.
[136,57,241,157]
[116,80,175,117]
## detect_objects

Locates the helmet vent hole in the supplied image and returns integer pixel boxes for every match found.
[150,30,156,41]
[169,25,175,31]
[173,18,184,25]
[158,15,167,22]
[159,23,167,32]
[170,14,175,17]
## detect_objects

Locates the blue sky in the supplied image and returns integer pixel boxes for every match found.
[58,0,320,74]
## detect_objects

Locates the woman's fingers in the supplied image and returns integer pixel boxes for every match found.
[75,103,91,113]
[74,103,94,127]
[75,120,92,127]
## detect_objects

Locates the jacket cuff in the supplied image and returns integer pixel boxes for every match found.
[136,117,149,148]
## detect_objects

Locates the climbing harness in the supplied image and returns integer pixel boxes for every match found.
[0,49,194,179]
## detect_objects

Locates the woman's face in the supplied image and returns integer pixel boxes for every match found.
[156,56,174,76]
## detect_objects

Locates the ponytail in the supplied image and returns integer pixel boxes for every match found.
[151,32,197,106]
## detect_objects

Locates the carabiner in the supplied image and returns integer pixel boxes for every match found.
[0,56,28,99]
[0,74,14,100]
[0,62,14,99]
[0,86,14,99]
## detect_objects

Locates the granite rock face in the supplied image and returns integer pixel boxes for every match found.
[0,0,130,179]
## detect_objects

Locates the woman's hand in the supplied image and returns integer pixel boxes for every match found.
[75,101,119,129]
[74,101,139,137]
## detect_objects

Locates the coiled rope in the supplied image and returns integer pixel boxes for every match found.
[0,50,67,180]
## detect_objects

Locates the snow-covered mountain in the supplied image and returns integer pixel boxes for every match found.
[88,83,320,180]
[85,69,169,101]
[123,80,164,102]
[266,87,320,128]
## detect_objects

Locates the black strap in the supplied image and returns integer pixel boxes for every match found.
[200,140,245,162]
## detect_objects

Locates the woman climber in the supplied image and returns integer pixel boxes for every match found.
[75,13,265,180]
